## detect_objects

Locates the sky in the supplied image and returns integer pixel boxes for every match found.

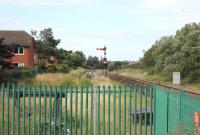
[0,0,200,61]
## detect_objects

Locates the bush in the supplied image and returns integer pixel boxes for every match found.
[188,70,200,83]
[19,67,33,70]
[57,64,69,73]
[108,61,129,71]
[0,68,38,83]
[19,67,38,78]
[147,67,155,75]
[47,65,57,73]
[20,70,31,78]
[37,59,46,70]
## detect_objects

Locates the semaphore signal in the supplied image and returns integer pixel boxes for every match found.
[96,45,108,75]
[96,45,107,61]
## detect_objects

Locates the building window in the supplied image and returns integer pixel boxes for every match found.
[13,62,24,67]
[13,63,18,67]
[19,47,23,54]
[18,62,24,67]
[14,48,18,54]
[14,47,24,55]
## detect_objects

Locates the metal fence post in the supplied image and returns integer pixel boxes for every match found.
[80,86,83,135]
[93,86,97,135]
[139,83,142,135]
[134,84,137,135]
[64,85,68,135]
[44,85,47,135]
[69,86,73,135]
[118,86,121,135]
[97,86,100,135]
[85,85,89,135]
[75,86,78,135]
[12,84,15,135]
[108,86,111,135]
[103,85,105,135]
[90,85,94,135]
[124,86,126,135]
[113,85,116,135]
[1,83,5,135]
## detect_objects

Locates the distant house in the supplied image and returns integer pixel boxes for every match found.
[0,30,38,67]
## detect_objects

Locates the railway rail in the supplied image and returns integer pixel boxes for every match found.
[106,72,200,96]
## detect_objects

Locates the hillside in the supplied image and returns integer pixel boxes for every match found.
[115,67,200,91]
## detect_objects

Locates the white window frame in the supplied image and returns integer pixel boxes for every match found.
[18,62,24,67]
[14,47,24,55]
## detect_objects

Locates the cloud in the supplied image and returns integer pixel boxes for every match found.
[53,27,151,41]
[131,0,200,33]
[138,0,179,12]
[0,9,5,14]
[1,0,199,60]
[0,17,21,28]
[0,0,92,6]
[135,0,200,16]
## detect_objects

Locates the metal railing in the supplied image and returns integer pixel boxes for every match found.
[0,83,154,135]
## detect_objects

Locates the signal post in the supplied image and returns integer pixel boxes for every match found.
[96,45,108,76]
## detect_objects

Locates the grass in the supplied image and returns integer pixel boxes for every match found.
[116,67,200,91]
[0,68,153,134]
[0,85,152,135]
[115,68,170,83]
[18,68,89,86]
[17,68,119,87]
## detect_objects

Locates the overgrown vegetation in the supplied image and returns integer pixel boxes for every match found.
[0,67,38,83]
[84,56,104,69]
[0,37,17,69]
[31,28,86,70]
[32,28,110,71]
[18,68,118,87]
[141,22,200,82]
[108,61,129,71]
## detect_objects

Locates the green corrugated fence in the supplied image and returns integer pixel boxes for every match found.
[0,83,154,135]
[154,86,200,135]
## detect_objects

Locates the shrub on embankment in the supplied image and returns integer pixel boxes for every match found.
[46,64,70,73]
[0,64,70,83]
[0,67,38,83]
[140,22,200,82]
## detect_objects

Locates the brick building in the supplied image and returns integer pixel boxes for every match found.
[0,30,37,67]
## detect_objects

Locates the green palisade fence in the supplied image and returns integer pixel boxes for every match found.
[0,83,154,135]
[1,82,200,135]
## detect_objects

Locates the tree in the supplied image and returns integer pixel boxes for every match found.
[31,28,61,59]
[108,61,128,71]
[56,48,73,65]
[70,51,86,68]
[85,56,100,69]
[0,38,16,69]
[31,28,88,69]
[140,22,200,80]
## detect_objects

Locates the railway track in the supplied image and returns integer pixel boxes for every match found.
[106,72,200,96]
